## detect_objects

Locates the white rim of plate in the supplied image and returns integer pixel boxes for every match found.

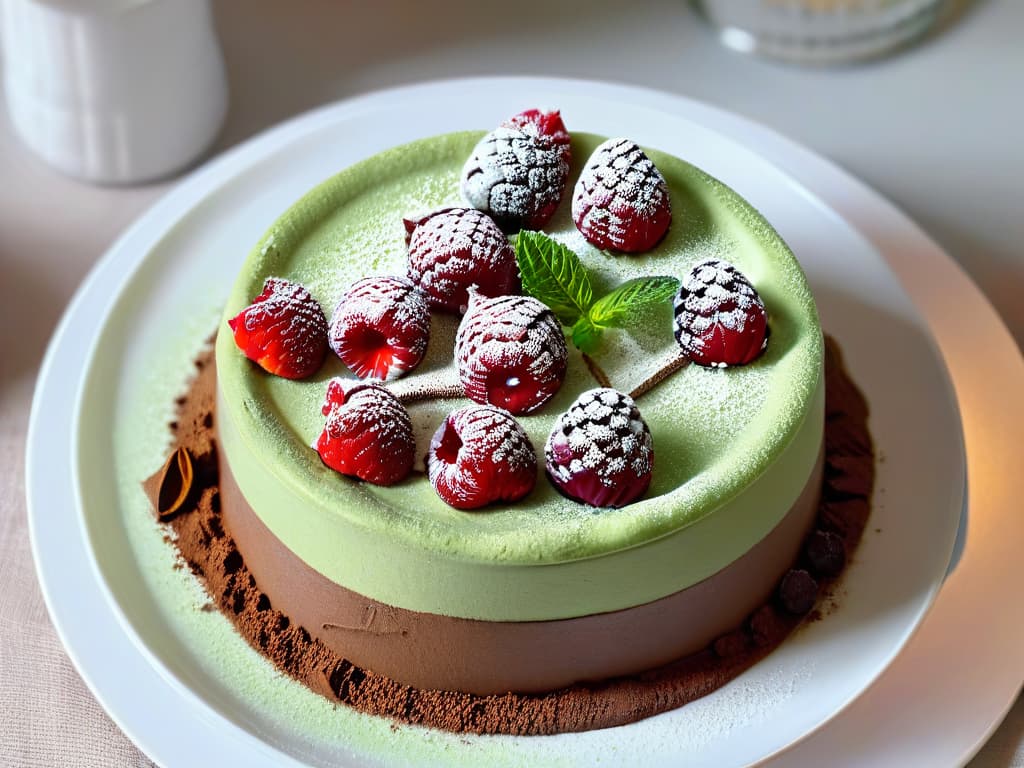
[25,76,1018,768]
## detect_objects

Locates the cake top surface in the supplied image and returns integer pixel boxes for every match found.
[215,130,823,620]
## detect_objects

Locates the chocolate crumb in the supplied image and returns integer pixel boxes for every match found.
[749,605,790,648]
[778,569,818,616]
[805,529,846,577]
[712,630,750,658]
[154,447,194,520]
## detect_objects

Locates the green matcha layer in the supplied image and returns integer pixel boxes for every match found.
[215,131,824,622]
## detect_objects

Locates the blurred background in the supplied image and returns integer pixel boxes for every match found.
[1,1,1020,766]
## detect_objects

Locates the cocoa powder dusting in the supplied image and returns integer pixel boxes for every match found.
[143,336,874,736]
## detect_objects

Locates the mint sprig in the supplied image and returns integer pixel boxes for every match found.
[515,231,593,325]
[514,232,680,354]
[570,315,602,352]
[587,276,680,328]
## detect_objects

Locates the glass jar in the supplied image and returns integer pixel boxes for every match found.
[694,0,948,64]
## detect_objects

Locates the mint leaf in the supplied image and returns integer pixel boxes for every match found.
[515,231,593,326]
[587,276,680,329]
[571,316,603,354]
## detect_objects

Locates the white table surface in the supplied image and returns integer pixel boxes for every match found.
[1,1,1020,766]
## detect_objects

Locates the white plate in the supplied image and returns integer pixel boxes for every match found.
[26,78,1020,767]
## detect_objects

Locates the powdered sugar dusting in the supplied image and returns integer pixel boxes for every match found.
[334,276,427,332]
[464,407,534,472]
[244,278,325,336]
[295,168,462,310]
[325,384,411,449]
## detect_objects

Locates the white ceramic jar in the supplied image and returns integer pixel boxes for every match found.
[1,0,228,183]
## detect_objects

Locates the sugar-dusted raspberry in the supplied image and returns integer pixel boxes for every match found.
[572,138,671,253]
[673,259,768,368]
[545,388,652,508]
[427,404,537,510]
[314,379,415,486]
[405,207,519,314]
[227,277,328,379]
[329,275,430,381]
[461,108,572,232]
[455,291,567,415]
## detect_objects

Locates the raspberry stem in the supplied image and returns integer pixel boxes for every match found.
[389,371,464,404]
[582,353,612,388]
[630,351,690,400]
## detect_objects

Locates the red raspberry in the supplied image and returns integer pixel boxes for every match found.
[504,109,571,145]
[227,277,328,379]
[405,208,519,314]
[427,404,537,510]
[329,275,430,381]
[314,379,414,486]
[545,388,652,508]
[461,109,572,232]
[673,259,768,368]
[572,138,671,253]
[455,291,567,415]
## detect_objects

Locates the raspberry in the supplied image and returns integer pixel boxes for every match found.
[545,388,652,508]
[572,138,671,253]
[455,291,567,415]
[673,259,768,368]
[461,109,572,232]
[427,404,537,510]
[505,108,572,144]
[314,379,415,486]
[405,208,519,314]
[227,277,328,379]
[329,275,430,381]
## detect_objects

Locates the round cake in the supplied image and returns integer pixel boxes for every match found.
[210,128,826,697]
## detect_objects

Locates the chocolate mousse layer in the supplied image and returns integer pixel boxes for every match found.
[146,337,874,734]
[218,438,822,694]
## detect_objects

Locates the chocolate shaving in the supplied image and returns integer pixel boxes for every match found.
[390,377,464,404]
[629,349,690,400]
[156,447,194,520]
